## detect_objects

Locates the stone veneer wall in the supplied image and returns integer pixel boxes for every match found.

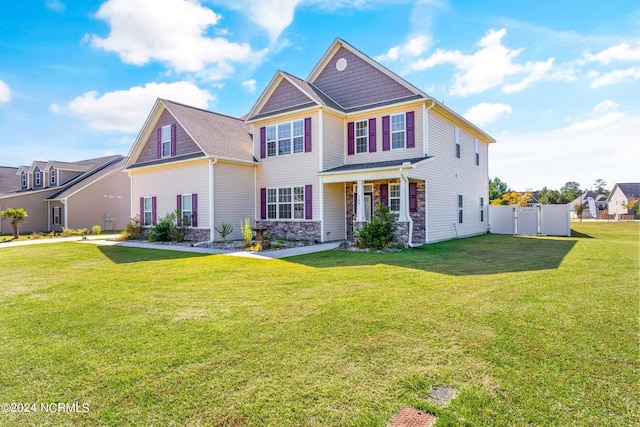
[346,179,426,246]
[256,220,322,242]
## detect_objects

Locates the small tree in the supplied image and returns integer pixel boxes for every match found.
[573,203,585,222]
[241,218,253,247]
[622,198,639,220]
[215,222,233,242]
[1,208,28,239]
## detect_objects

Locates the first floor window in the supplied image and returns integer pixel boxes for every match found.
[480,197,484,222]
[144,197,153,226]
[391,113,405,149]
[267,186,305,219]
[181,194,192,226]
[53,207,61,225]
[389,183,400,212]
[458,194,464,224]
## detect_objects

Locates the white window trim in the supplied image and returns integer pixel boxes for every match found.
[458,194,463,224]
[266,119,304,157]
[161,125,171,158]
[480,197,484,222]
[455,127,461,159]
[389,182,401,212]
[21,172,27,188]
[355,119,368,154]
[475,138,479,166]
[266,185,305,220]
[50,168,56,185]
[390,113,406,150]
[180,194,193,227]
[35,171,41,186]
[143,196,153,226]
[53,206,61,225]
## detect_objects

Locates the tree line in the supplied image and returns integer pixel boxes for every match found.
[489,178,609,206]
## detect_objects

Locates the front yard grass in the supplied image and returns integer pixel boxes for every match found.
[0,222,637,426]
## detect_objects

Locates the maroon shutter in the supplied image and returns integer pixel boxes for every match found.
[347,122,355,155]
[305,185,312,220]
[170,124,177,156]
[151,196,157,225]
[409,182,418,213]
[382,115,390,151]
[368,118,376,153]
[304,117,312,152]
[140,197,144,222]
[192,193,198,227]
[156,129,162,158]
[260,188,266,219]
[260,127,266,159]
[380,184,388,207]
[176,195,182,226]
[406,111,415,148]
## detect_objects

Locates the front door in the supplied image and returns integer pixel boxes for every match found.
[354,192,373,221]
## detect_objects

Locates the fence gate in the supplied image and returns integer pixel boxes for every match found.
[489,205,570,237]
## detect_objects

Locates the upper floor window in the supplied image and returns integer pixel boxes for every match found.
[161,125,171,158]
[458,194,464,224]
[35,171,41,186]
[455,127,461,158]
[50,168,56,185]
[475,139,480,166]
[267,120,304,157]
[480,197,485,222]
[21,172,27,188]
[391,113,405,149]
[355,120,368,153]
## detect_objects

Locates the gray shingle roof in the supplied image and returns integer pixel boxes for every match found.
[613,183,640,200]
[319,156,431,174]
[46,156,127,200]
[0,166,19,193]
[161,99,255,163]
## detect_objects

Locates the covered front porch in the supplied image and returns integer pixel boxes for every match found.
[318,158,429,246]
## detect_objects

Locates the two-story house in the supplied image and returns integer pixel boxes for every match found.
[0,155,130,234]
[126,38,495,245]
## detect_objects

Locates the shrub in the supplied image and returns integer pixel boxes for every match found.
[61,227,88,237]
[241,218,253,247]
[122,216,143,240]
[215,222,233,242]
[148,212,177,242]
[92,225,101,235]
[354,202,397,250]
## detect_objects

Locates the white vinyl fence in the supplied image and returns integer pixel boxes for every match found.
[489,205,571,237]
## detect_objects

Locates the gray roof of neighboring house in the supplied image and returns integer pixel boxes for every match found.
[319,156,431,174]
[0,166,19,193]
[47,160,92,172]
[611,183,640,200]
[161,99,256,163]
[46,156,127,200]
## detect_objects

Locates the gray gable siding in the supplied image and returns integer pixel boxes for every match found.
[312,46,416,110]
[136,109,203,165]
[259,78,314,115]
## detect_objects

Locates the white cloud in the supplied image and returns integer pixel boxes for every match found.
[413,28,570,96]
[376,34,432,62]
[584,41,640,64]
[491,109,640,190]
[464,103,512,126]
[0,80,10,103]
[219,0,301,41]
[63,81,215,133]
[588,67,640,88]
[594,100,619,112]
[241,79,257,93]
[49,103,61,113]
[89,0,265,80]
[45,0,66,12]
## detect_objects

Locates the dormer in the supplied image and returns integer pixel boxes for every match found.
[17,166,30,190]
[28,161,48,189]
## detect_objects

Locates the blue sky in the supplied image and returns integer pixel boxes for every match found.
[0,0,638,191]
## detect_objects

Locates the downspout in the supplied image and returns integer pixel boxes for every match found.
[47,200,51,232]
[400,168,415,248]
[61,198,68,229]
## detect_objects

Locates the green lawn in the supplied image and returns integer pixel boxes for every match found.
[0,222,638,426]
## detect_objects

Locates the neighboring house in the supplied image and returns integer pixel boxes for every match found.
[126,38,495,245]
[0,166,19,193]
[569,191,608,218]
[124,99,256,241]
[607,183,640,217]
[0,155,130,234]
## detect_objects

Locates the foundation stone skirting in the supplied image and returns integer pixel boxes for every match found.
[257,220,321,242]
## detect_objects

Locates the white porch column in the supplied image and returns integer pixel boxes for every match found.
[399,175,409,221]
[356,180,366,222]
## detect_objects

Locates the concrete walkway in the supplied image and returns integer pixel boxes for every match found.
[0,235,342,259]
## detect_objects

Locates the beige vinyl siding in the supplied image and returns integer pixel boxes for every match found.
[345,103,424,165]
[212,161,255,241]
[65,170,131,231]
[131,160,210,228]
[417,109,490,243]
[322,182,346,241]
[607,187,628,214]
[322,111,345,170]
[0,190,57,233]
[254,111,321,221]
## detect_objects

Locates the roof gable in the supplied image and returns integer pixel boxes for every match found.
[611,183,640,200]
[308,39,425,110]
[258,76,317,116]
